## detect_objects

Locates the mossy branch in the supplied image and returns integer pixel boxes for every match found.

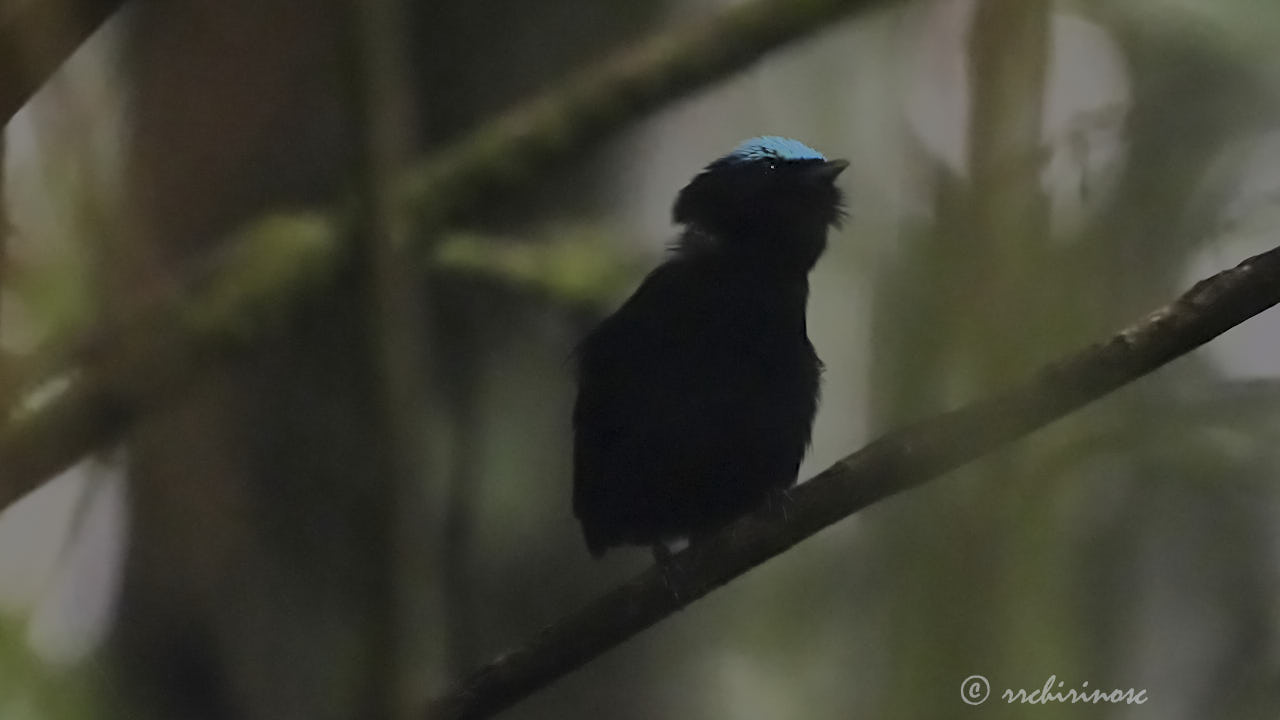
[398,0,897,228]
[422,243,1280,719]
[0,214,337,505]
[0,0,894,508]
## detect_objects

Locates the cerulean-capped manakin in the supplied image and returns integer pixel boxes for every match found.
[573,136,847,557]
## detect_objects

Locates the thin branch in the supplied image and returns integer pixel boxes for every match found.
[0,0,894,510]
[0,129,6,336]
[0,128,8,406]
[0,0,124,126]
[345,0,422,713]
[397,0,897,229]
[423,242,1280,720]
[0,213,338,509]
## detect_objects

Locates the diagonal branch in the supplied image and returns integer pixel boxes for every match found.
[423,242,1280,720]
[0,0,896,511]
[0,0,125,126]
[0,214,339,508]
[396,0,897,228]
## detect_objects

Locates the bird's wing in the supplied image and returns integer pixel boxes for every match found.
[571,262,699,546]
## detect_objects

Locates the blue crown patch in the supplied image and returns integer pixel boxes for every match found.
[725,136,826,164]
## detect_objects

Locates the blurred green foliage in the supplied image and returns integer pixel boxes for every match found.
[4,0,1280,719]
[435,224,643,309]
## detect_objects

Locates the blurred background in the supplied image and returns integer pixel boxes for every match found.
[1,0,1279,718]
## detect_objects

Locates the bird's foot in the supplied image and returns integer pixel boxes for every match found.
[651,543,688,602]
[758,486,795,523]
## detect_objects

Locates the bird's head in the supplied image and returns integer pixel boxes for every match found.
[673,136,847,268]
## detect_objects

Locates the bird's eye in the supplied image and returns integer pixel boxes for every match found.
[766,161,777,171]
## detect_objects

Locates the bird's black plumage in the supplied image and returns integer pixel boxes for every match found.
[573,136,847,557]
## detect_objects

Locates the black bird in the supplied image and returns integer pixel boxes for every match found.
[573,136,847,557]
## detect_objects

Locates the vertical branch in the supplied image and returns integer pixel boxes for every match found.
[0,130,8,383]
[344,1,430,717]
[0,129,15,418]
[0,129,6,341]
[439,319,482,678]
[874,3,1054,714]
[966,0,1051,380]
[967,0,1051,240]
[965,0,1092,696]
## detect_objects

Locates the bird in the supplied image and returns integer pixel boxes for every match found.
[572,136,848,558]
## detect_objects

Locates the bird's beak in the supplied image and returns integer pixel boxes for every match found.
[807,159,849,184]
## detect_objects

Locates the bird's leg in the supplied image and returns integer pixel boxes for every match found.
[757,486,795,523]
[651,543,685,602]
